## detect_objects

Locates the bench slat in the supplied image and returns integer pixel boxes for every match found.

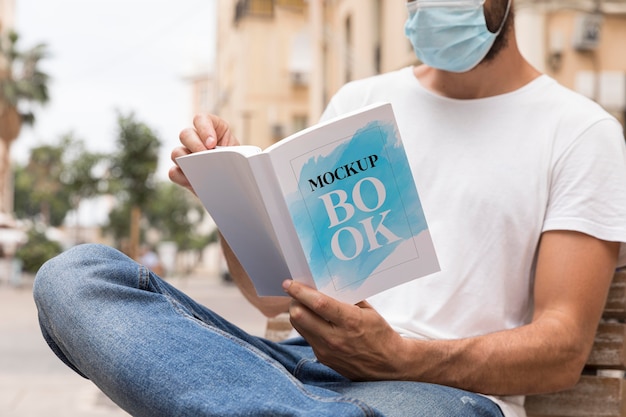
[587,322,626,369]
[525,375,626,417]
[604,271,626,320]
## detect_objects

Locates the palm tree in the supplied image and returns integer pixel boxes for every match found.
[0,30,49,217]
[109,112,161,260]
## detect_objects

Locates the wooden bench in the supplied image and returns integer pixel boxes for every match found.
[264,269,626,416]
[264,312,294,342]
[526,268,626,417]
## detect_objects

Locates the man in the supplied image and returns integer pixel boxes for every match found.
[34,1,626,416]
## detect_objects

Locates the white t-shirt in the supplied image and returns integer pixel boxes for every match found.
[320,67,626,417]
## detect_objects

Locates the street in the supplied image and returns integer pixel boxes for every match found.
[0,271,268,417]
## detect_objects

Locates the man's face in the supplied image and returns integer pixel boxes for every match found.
[405,0,513,64]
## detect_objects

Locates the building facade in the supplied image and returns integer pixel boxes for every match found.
[0,0,14,33]
[0,0,15,221]
[307,1,417,121]
[186,69,216,117]
[516,0,626,125]
[215,0,311,149]
[210,0,626,149]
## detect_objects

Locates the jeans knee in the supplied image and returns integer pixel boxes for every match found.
[33,243,126,309]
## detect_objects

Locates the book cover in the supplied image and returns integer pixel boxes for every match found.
[268,103,439,302]
[176,103,439,303]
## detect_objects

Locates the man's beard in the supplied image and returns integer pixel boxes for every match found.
[483,1,514,63]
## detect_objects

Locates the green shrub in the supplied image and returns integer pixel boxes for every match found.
[16,229,63,273]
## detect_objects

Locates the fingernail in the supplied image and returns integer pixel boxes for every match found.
[205,135,216,148]
[282,279,293,291]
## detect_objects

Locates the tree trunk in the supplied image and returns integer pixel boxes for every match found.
[129,205,141,260]
[0,105,22,215]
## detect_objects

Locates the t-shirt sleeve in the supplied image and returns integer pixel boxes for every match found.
[543,117,626,267]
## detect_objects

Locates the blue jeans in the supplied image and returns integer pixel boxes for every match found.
[33,244,503,417]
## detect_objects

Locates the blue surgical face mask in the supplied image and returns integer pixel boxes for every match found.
[404,0,511,73]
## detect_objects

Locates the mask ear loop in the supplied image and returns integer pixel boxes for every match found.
[492,0,512,35]
[409,0,485,9]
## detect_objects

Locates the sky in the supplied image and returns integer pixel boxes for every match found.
[12,0,217,181]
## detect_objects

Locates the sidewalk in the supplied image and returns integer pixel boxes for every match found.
[0,271,269,417]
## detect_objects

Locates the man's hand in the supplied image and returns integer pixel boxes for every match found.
[282,279,411,381]
[169,114,240,193]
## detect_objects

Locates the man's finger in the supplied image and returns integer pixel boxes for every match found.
[192,114,218,148]
[288,300,331,333]
[179,126,210,153]
[283,280,347,324]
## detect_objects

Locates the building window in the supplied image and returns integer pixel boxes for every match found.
[374,0,382,74]
[344,15,353,82]
[198,84,210,113]
[292,115,308,134]
[234,0,274,24]
[276,0,305,11]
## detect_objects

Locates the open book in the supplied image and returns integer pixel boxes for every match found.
[176,102,440,304]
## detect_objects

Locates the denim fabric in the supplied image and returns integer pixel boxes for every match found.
[33,244,503,417]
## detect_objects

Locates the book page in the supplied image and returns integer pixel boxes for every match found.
[176,148,291,296]
[248,154,316,291]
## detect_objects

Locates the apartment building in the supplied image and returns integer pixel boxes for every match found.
[186,68,216,117]
[516,0,626,125]
[307,1,417,121]
[215,0,310,149]
[0,0,14,33]
[212,0,626,149]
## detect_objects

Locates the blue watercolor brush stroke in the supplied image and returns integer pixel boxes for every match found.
[287,121,428,292]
